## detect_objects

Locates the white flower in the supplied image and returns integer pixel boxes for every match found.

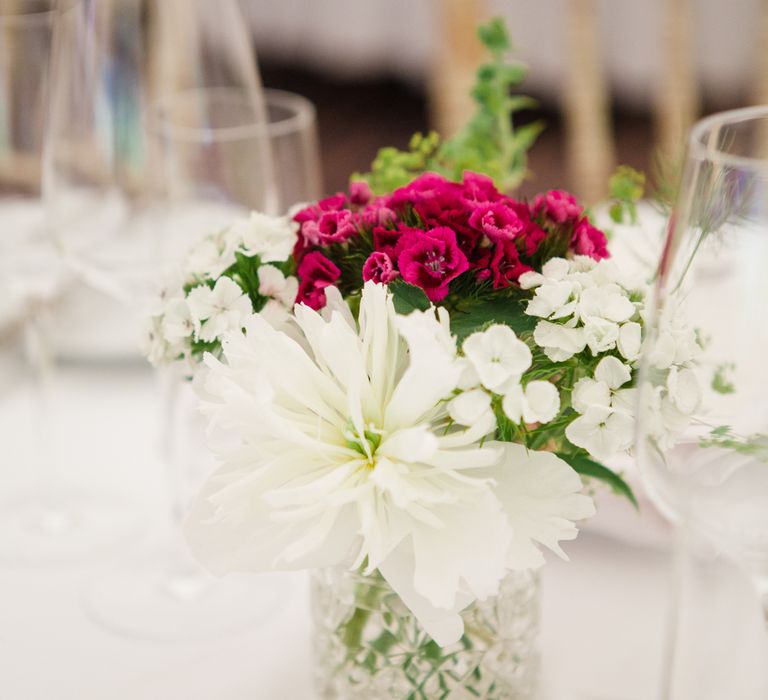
[448,389,494,427]
[533,319,586,362]
[233,211,298,263]
[161,298,194,346]
[565,356,635,461]
[462,325,532,391]
[502,380,560,425]
[519,257,571,289]
[666,366,701,415]
[649,304,701,369]
[140,315,170,367]
[184,229,238,280]
[184,282,594,646]
[525,257,641,362]
[583,316,620,355]
[187,277,253,342]
[525,280,576,319]
[257,264,298,308]
[617,321,642,361]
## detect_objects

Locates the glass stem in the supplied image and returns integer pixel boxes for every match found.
[660,522,689,700]
[156,366,209,599]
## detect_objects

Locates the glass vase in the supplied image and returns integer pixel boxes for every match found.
[311,568,540,700]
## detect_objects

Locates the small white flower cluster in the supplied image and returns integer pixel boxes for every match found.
[141,212,299,367]
[516,255,701,462]
[642,303,702,450]
[447,325,560,430]
[520,256,641,363]
[565,356,636,461]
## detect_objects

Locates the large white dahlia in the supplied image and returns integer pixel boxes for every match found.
[184,281,595,645]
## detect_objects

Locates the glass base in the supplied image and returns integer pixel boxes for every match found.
[81,547,288,642]
[0,489,141,568]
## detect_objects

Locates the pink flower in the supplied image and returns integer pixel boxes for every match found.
[460,171,502,205]
[533,190,582,225]
[571,218,609,259]
[349,181,373,206]
[388,172,464,221]
[507,201,548,256]
[362,251,399,284]
[489,239,533,289]
[468,202,525,241]
[301,209,357,246]
[372,225,405,257]
[360,200,397,229]
[293,193,347,225]
[396,226,468,302]
[296,251,341,310]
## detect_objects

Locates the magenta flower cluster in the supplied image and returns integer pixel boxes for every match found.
[292,171,608,309]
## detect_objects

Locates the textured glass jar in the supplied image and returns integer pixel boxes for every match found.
[311,568,540,700]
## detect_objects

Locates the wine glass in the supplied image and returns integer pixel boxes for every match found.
[637,106,768,697]
[0,0,145,566]
[44,0,321,636]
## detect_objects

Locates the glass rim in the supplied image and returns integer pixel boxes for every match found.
[0,0,57,24]
[152,87,317,143]
[689,104,768,171]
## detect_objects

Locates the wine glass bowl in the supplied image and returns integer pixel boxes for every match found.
[637,106,768,617]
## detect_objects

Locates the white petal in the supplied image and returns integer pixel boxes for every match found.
[667,366,701,415]
[594,356,632,389]
[583,317,619,354]
[565,416,621,461]
[378,540,471,647]
[571,378,611,416]
[482,443,595,566]
[533,320,586,361]
[501,384,525,423]
[448,389,492,426]
[617,321,642,361]
[541,257,570,280]
[525,281,573,318]
[378,426,438,463]
[518,271,544,289]
[183,462,360,575]
[523,381,560,423]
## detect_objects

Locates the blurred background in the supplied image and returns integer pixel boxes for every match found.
[250,0,768,201]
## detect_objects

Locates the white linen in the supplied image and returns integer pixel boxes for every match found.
[0,361,766,698]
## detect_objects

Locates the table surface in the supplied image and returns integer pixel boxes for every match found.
[1,354,766,700]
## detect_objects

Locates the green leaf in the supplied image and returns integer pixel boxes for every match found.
[390,280,431,314]
[477,17,511,53]
[556,452,639,509]
[450,297,536,342]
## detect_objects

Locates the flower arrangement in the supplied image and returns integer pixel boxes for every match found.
[142,17,700,698]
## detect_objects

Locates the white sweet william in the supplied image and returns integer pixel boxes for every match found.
[184,282,595,646]
[184,228,239,280]
[187,276,252,342]
[233,211,298,262]
[565,356,636,461]
[257,264,298,308]
[521,257,642,363]
[462,325,532,392]
[503,381,561,425]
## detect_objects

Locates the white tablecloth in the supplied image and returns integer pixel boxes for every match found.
[1,356,766,699]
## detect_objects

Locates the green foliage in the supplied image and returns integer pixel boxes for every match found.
[390,280,432,314]
[711,363,736,395]
[607,166,645,224]
[353,18,540,194]
[352,132,441,196]
[449,295,536,342]
[699,426,768,461]
[556,451,639,508]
